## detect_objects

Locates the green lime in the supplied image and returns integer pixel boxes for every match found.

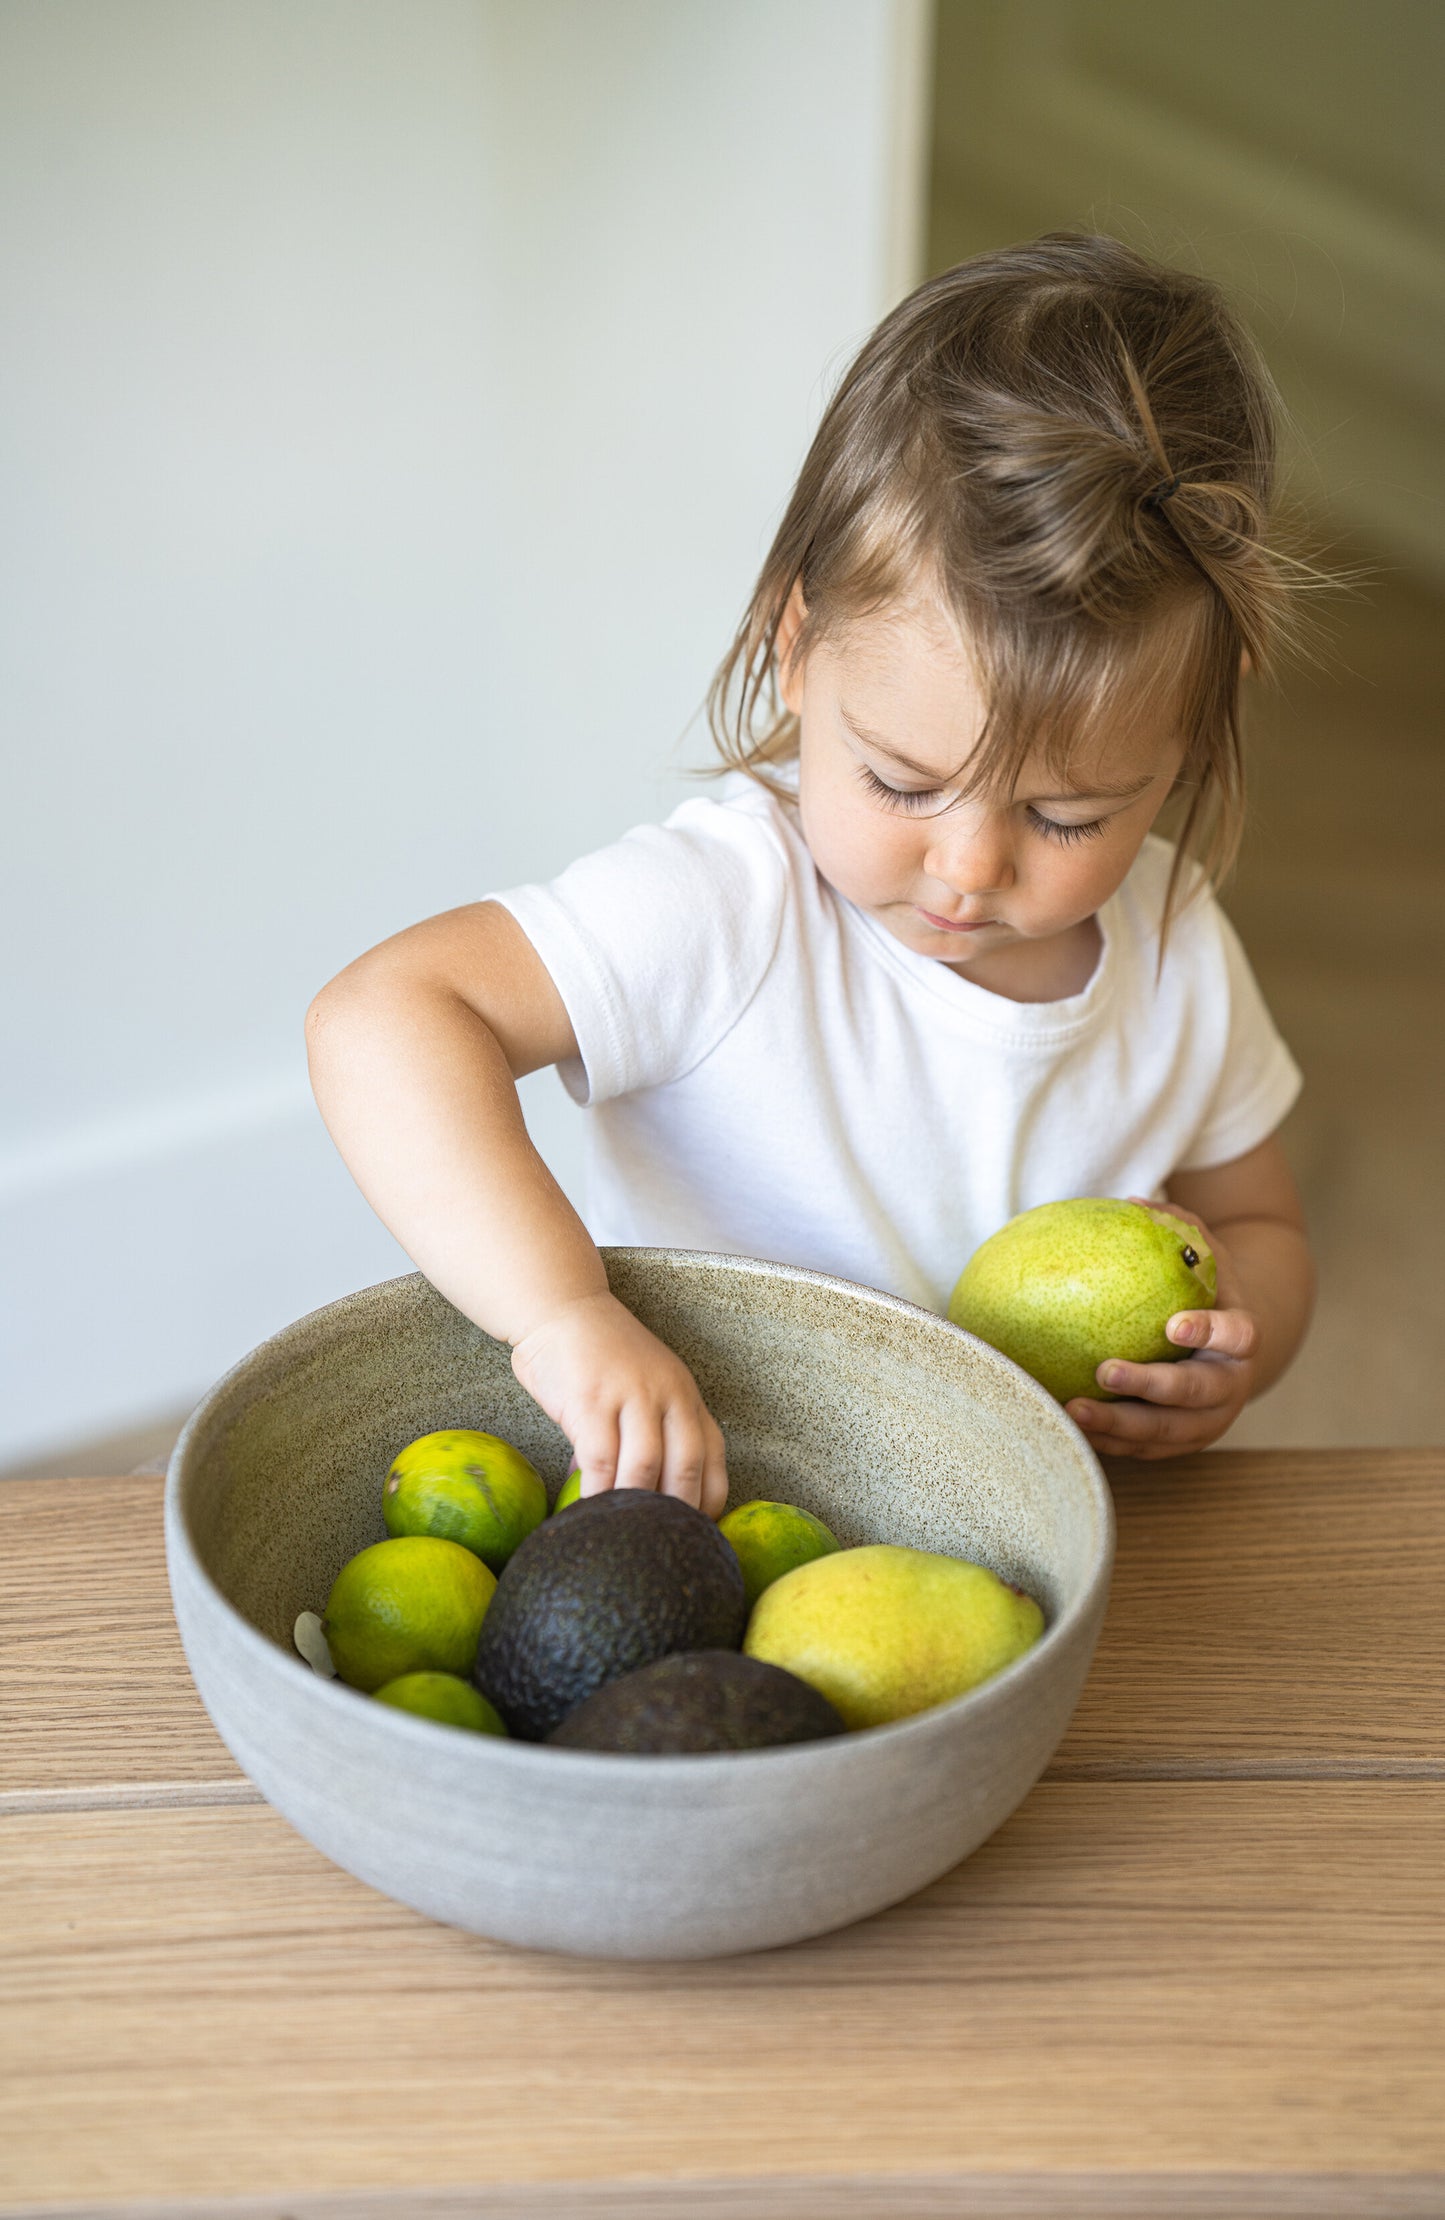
[373,1671,507,1734]
[322,1536,496,1692]
[552,1468,584,1513]
[383,1428,547,1573]
[719,1499,842,1612]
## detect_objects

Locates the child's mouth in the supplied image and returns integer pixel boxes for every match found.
[916,907,994,933]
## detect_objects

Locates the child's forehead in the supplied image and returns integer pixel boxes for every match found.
[819,592,1191,788]
[826,592,975,679]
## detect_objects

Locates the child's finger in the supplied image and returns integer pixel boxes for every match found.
[1067,1396,1208,1450]
[698,1412,729,1522]
[571,1413,621,1498]
[611,1404,667,1495]
[658,1403,707,1510]
[1166,1308,1258,1360]
[1082,1431,1201,1463]
[1095,1353,1237,1407]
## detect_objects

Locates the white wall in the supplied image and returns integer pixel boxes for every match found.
[1,0,929,1465]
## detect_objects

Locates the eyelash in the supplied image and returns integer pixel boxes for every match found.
[854,765,1108,843]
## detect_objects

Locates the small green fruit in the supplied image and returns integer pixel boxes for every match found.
[373,1671,506,1734]
[948,1197,1216,1407]
[552,1469,584,1513]
[383,1428,547,1573]
[719,1499,840,1610]
[322,1537,496,1692]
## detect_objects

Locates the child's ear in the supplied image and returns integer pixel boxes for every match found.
[774,581,807,713]
[1239,647,1252,676]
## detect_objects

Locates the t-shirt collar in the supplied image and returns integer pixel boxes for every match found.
[842,890,1116,1039]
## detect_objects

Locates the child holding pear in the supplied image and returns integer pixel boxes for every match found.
[307,233,1315,1512]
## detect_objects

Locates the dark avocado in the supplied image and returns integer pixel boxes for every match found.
[471,1488,747,1740]
[546,1650,846,1754]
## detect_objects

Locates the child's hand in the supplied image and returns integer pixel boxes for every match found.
[510,1290,728,1516]
[1064,1200,1259,1459]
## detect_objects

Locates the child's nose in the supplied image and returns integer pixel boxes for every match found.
[923,811,1016,896]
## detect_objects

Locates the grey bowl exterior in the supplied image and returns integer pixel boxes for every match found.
[165,1252,1112,1959]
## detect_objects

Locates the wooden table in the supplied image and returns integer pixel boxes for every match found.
[2,1450,1442,2218]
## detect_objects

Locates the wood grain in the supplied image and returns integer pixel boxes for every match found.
[15,2183,1445,2220]
[3,1454,1444,2213]
[0,1475,244,1805]
[3,1453,1441,1808]
[2,1785,1442,2212]
[1055,1447,1445,1776]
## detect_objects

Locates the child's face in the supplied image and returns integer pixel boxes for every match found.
[780,588,1186,995]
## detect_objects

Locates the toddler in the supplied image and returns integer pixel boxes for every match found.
[307,232,1315,1516]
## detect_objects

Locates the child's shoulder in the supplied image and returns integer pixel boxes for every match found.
[656,766,806,885]
[670,763,800,832]
[528,769,800,962]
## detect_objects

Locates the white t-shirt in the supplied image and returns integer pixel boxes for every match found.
[490,773,1301,1314]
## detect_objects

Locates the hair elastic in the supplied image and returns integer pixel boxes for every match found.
[1142,474,1184,511]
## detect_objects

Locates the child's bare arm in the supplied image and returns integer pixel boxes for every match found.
[1065,1134,1315,1459]
[305,901,727,1512]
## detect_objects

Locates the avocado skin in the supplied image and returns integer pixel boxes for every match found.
[547,1650,846,1754]
[471,1489,748,1741]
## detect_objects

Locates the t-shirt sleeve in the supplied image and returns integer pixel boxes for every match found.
[1174,903,1303,1171]
[485,795,789,1107]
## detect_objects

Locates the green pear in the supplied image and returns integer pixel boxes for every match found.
[744,1545,1044,1729]
[947,1197,1216,1407]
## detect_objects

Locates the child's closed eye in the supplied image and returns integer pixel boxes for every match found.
[855,764,1108,844]
[1024,807,1108,845]
[855,764,949,814]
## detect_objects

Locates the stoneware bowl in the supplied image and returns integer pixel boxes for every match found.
[166,1250,1113,1960]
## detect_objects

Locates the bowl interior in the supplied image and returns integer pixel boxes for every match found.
[176,1251,1108,1653]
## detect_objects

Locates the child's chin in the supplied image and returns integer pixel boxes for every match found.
[902,929,994,967]
[913,921,1001,955]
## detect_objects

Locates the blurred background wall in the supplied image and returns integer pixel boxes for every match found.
[6,0,1441,1473]
[929,0,1442,574]
[928,0,1445,1448]
[1,0,931,1470]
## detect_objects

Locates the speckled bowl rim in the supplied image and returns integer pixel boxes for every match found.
[165,1247,1114,1780]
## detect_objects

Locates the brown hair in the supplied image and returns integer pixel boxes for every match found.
[706,231,1319,940]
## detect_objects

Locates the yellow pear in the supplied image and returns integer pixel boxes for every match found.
[949,1197,1216,1407]
[743,1544,1043,1730]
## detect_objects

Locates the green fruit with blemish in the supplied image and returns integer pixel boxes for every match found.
[947,1197,1216,1408]
[383,1428,547,1574]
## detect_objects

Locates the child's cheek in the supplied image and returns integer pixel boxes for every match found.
[802,781,882,902]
